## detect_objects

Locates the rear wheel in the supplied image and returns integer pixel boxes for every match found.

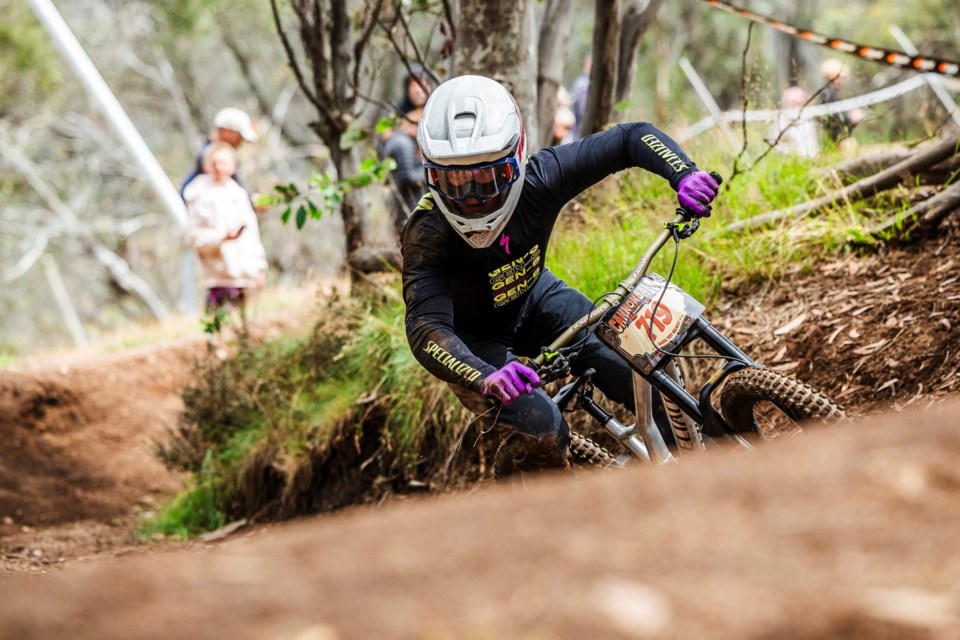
[718,368,844,440]
[569,430,617,467]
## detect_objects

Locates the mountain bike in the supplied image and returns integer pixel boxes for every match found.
[532,173,845,467]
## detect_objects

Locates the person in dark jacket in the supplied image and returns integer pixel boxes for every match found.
[400,75,718,474]
[382,67,432,238]
[382,107,425,237]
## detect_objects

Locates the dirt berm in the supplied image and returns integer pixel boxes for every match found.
[1,399,958,640]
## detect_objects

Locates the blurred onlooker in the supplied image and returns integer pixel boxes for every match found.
[381,66,433,239]
[182,141,267,313]
[768,86,820,160]
[569,53,592,139]
[551,105,576,146]
[396,65,430,115]
[819,59,865,152]
[180,107,259,198]
[382,107,425,238]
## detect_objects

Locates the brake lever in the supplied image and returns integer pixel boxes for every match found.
[537,346,573,383]
[667,214,700,239]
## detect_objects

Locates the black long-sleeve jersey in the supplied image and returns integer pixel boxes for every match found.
[400,122,699,391]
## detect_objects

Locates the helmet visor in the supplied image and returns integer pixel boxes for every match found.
[425,157,520,210]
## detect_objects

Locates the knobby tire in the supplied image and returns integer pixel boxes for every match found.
[569,430,616,467]
[718,367,845,439]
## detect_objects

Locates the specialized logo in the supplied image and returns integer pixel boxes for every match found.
[423,341,483,383]
[702,0,960,77]
[489,244,542,308]
[640,134,689,173]
[499,233,512,255]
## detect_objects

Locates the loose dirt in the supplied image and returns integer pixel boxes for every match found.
[0,236,958,638]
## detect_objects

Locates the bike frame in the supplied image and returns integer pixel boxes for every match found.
[533,212,757,465]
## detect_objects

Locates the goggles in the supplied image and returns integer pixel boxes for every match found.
[425,156,520,207]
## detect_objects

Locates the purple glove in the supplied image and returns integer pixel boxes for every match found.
[479,361,541,405]
[677,171,720,218]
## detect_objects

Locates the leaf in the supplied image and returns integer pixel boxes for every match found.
[295,205,307,229]
[774,312,807,336]
[375,116,399,134]
[853,338,888,355]
[254,193,279,208]
[339,126,368,150]
[613,101,631,112]
[281,206,291,224]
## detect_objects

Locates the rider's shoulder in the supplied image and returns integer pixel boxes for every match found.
[401,192,450,245]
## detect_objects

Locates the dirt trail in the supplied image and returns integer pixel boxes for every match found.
[1,400,959,639]
[0,339,200,528]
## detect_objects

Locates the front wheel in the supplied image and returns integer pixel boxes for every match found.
[718,367,844,440]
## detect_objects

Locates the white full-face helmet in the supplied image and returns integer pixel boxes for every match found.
[417,75,527,249]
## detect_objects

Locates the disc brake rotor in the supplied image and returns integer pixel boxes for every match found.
[752,401,803,440]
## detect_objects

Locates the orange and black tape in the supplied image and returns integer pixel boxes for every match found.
[703,0,959,77]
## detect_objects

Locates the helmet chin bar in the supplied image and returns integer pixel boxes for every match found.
[435,185,520,249]
[462,230,494,249]
[444,208,504,249]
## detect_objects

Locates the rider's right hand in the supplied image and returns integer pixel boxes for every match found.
[479,361,541,405]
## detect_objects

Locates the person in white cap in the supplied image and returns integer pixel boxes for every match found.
[180,107,258,197]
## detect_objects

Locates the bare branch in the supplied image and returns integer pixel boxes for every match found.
[616,0,663,103]
[3,234,49,283]
[270,0,323,111]
[440,0,456,42]
[727,22,755,187]
[353,0,385,94]
[0,126,170,319]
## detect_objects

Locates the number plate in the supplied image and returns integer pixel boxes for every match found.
[596,274,705,374]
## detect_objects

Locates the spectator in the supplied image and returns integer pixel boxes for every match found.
[396,65,430,115]
[768,86,820,159]
[569,53,592,139]
[382,107,425,237]
[381,66,433,238]
[180,107,259,198]
[182,142,267,313]
[551,105,576,146]
[819,59,865,151]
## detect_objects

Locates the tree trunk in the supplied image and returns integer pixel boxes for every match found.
[271,0,384,282]
[456,0,539,138]
[581,0,621,136]
[615,0,663,105]
[535,0,574,149]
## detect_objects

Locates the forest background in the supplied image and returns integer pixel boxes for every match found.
[1,0,957,358]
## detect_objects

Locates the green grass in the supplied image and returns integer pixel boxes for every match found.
[550,136,892,307]
[140,452,227,539]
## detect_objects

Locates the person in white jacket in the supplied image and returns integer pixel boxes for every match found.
[183,141,267,312]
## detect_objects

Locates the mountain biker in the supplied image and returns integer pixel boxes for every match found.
[400,75,718,476]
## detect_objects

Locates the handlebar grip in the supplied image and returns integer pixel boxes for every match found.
[709,171,723,186]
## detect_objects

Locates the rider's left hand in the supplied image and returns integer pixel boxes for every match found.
[677,171,720,218]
